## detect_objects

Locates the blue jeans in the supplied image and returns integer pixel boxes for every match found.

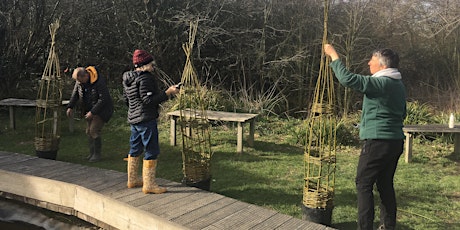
[128,120,160,160]
[356,139,403,230]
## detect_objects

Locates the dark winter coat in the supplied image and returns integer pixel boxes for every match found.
[122,70,168,125]
[67,66,114,122]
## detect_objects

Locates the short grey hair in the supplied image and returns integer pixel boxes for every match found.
[372,48,399,68]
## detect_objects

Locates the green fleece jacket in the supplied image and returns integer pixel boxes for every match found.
[330,60,406,140]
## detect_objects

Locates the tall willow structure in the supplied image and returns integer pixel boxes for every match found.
[178,21,213,191]
[302,0,336,225]
[35,20,63,160]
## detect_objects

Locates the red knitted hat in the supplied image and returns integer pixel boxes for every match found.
[132,49,154,68]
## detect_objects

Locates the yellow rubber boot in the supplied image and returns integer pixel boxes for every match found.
[127,155,143,188]
[142,159,167,194]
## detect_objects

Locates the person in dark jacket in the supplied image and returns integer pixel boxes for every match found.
[324,44,406,230]
[67,66,114,162]
[122,49,179,194]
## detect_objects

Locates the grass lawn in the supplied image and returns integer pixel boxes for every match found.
[0,107,459,230]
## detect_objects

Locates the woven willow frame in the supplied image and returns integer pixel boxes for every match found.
[34,19,63,152]
[178,20,213,183]
[303,0,337,210]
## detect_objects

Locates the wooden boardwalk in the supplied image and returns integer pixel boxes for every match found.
[0,151,335,230]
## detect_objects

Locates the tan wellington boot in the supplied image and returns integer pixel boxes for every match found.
[127,155,143,188]
[142,159,167,194]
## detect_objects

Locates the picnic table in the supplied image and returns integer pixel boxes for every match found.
[167,109,258,153]
[403,124,460,163]
[0,98,71,131]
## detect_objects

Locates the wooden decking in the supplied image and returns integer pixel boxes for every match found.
[0,151,335,230]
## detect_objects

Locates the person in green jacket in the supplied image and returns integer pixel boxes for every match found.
[324,44,406,230]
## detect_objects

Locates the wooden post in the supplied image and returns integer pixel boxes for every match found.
[454,133,460,155]
[248,119,255,147]
[53,110,58,135]
[237,122,243,153]
[170,116,176,146]
[404,132,413,163]
[8,106,15,130]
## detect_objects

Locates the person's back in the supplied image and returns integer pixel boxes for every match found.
[359,75,406,140]
[330,62,406,140]
[122,70,166,125]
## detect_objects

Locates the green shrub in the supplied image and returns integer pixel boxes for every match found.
[404,101,442,125]
[336,114,360,146]
[166,86,233,112]
[404,101,455,144]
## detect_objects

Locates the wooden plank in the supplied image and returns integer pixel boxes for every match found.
[0,152,38,166]
[0,98,35,106]
[185,201,250,229]
[0,151,335,230]
[118,180,180,203]
[90,175,126,192]
[203,204,277,230]
[44,164,93,183]
[171,196,236,226]
[403,124,460,133]
[0,98,70,130]
[250,213,294,230]
[167,109,258,123]
[168,109,258,153]
[160,192,225,219]
[109,186,142,200]
[124,182,191,208]
[0,98,68,107]
[34,163,79,179]
[97,180,129,196]
[0,158,55,175]
[74,186,188,230]
[276,217,330,230]
[403,124,460,163]
[137,190,196,212]
[62,167,114,186]
[82,171,125,189]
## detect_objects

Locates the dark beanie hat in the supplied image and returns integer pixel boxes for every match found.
[132,49,154,68]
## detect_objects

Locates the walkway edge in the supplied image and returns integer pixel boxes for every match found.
[0,169,188,230]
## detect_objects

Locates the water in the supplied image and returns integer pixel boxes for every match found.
[0,197,99,230]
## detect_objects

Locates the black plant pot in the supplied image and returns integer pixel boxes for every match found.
[301,203,333,226]
[182,177,211,191]
[35,150,57,160]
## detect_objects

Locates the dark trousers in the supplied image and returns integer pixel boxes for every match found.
[86,115,105,139]
[356,139,403,230]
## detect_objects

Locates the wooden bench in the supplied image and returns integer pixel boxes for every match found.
[403,124,460,163]
[0,98,71,131]
[167,109,258,153]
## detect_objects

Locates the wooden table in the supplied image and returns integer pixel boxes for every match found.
[403,124,460,163]
[167,110,258,153]
[0,98,71,131]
